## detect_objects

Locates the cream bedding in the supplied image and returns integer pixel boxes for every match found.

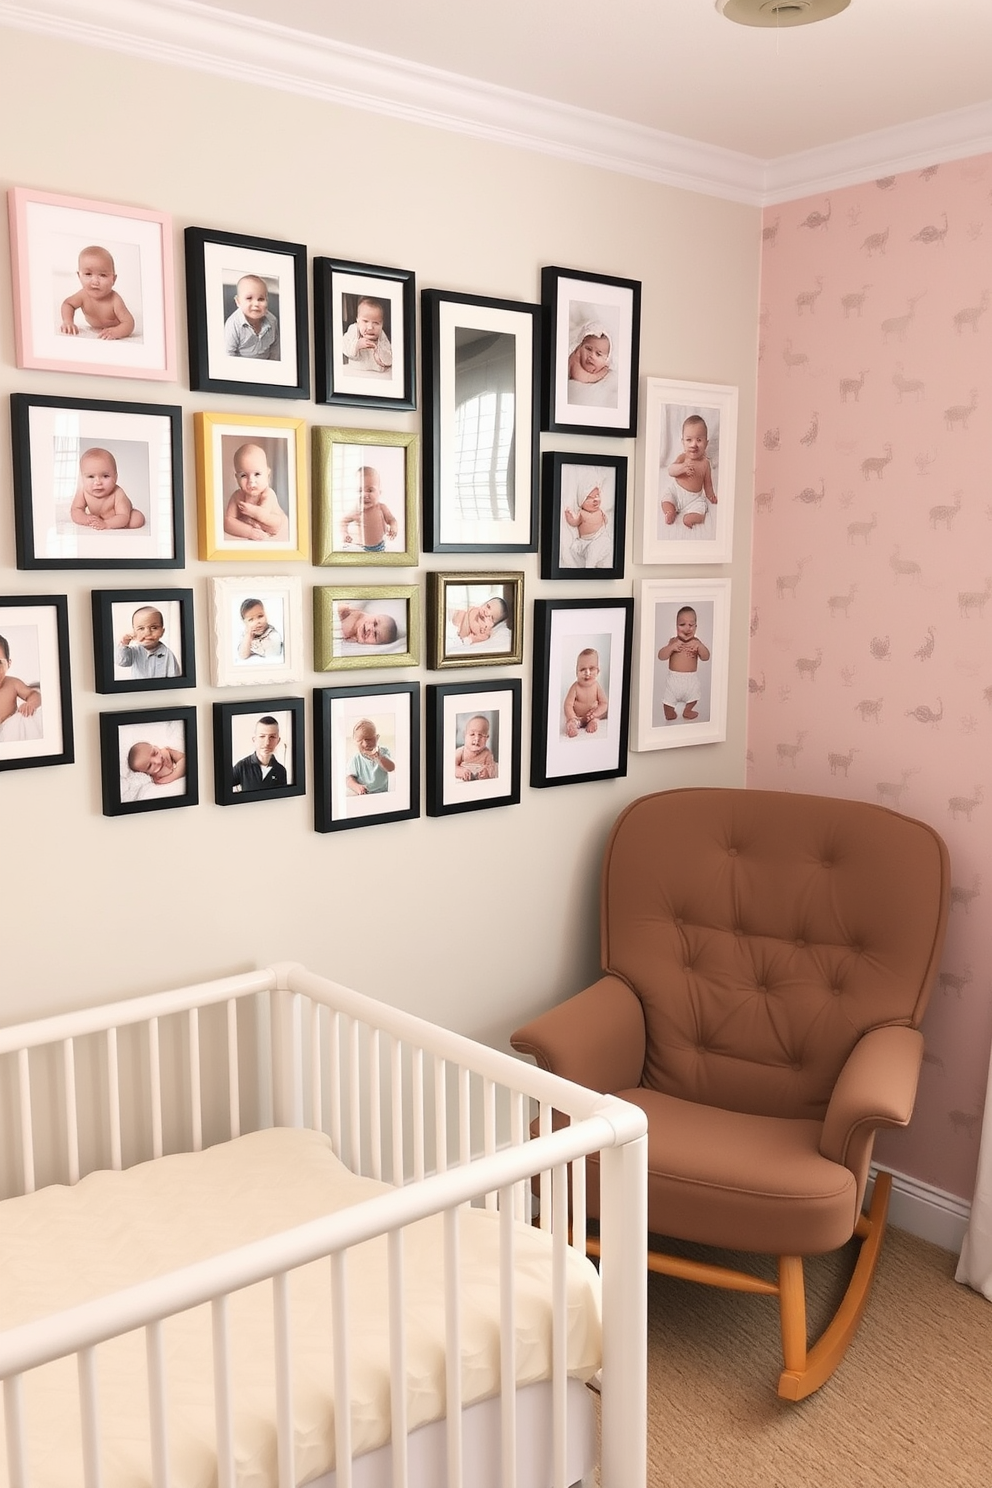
[0,1127,601,1488]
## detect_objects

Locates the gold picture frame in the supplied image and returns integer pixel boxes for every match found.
[312,425,418,566]
[313,585,420,671]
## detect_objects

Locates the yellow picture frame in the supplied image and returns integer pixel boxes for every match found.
[195,411,308,562]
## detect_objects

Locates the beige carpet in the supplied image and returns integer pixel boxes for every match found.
[607,1227,992,1487]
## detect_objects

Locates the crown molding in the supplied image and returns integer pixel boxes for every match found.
[2,0,991,209]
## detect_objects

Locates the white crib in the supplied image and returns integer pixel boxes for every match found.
[0,962,647,1488]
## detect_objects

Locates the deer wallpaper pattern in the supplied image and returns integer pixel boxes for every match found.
[749,154,992,1202]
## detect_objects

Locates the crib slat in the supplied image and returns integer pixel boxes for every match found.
[331,1250,353,1488]
[572,1145,587,1256]
[227,998,241,1138]
[412,1047,425,1183]
[458,1065,471,1170]
[310,1000,322,1133]
[146,1320,169,1488]
[391,1036,404,1187]
[370,1027,381,1180]
[78,1346,103,1488]
[3,1374,28,1488]
[538,1102,552,1230]
[552,1163,568,1488]
[273,1272,295,1488]
[510,1093,525,1223]
[148,1017,163,1160]
[499,1188,517,1488]
[189,1008,202,1152]
[212,1295,236,1488]
[443,1206,463,1488]
[106,1028,122,1172]
[17,1049,34,1195]
[434,1057,447,1174]
[387,1229,409,1488]
[63,1038,80,1185]
[348,1019,361,1174]
[483,1078,497,1211]
[329,1011,342,1157]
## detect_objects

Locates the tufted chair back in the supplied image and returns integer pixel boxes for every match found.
[602,788,948,1121]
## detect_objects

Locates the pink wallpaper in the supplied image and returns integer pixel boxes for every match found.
[750,155,992,1201]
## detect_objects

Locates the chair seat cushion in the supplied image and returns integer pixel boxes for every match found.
[613,1088,858,1255]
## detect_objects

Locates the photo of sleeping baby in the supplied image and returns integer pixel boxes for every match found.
[655,402,722,546]
[0,626,43,746]
[558,464,618,571]
[565,299,621,412]
[115,717,189,805]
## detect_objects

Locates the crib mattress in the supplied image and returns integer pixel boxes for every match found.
[0,1127,601,1488]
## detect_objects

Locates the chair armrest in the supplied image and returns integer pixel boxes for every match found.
[820,1025,924,1172]
[511,975,646,1093]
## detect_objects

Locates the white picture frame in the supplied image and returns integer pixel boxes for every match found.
[631,578,732,751]
[208,575,304,687]
[637,378,738,565]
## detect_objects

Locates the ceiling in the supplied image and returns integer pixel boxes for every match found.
[195,0,992,162]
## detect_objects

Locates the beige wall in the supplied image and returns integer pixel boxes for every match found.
[0,28,758,1045]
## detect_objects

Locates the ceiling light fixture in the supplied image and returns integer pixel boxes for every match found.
[716,0,850,26]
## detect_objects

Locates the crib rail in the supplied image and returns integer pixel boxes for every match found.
[0,963,647,1488]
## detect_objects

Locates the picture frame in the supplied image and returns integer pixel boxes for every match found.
[531,597,634,789]
[312,426,418,567]
[421,288,540,553]
[0,594,73,772]
[213,697,305,807]
[7,186,176,380]
[637,378,738,565]
[184,226,309,399]
[631,578,732,752]
[540,451,627,580]
[426,678,522,817]
[314,257,416,411]
[99,705,198,816]
[314,586,420,671]
[541,266,640,438]
[313,682,420,832]
[194,412,307,562]
[92,587,196,694]
[208,575,304,687]
[426,571,524,669]
[11,394,184,571]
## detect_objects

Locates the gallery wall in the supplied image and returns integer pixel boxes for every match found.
[0,26,758,1046]
[750,155,992,1202]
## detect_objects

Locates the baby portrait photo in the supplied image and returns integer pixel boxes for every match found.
[12,395,183,570]
[632,578,731,752]
[314,586,419,671]
[637,378,738,565]
[531,597,633,788]
[314,257,416,410]
[312,426,418,567]
[100,706,198,816]
[8,186,175,380]
[195,413,307,562]
[427,571,524,668]
[184,227,308,398]
[213,698,305,807]
[92,587,195,694]
[541,266,640,437]
[0,595,72,772]
[207,576,302,688]
[313,682,419,832]
[427,678,521,817]
[541,451,627,580]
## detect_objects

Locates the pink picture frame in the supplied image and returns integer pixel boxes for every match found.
[8,186,176,381]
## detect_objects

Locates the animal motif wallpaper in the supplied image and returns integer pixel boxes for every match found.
[749,154,992,1202]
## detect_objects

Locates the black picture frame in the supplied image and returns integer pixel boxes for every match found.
[184,226,309,399]
[99,705,198,816]
[540,451,627,580]
[541,266,641,438]
[421,288,540,554]
[426,677,522,817]
[0,594,73,772]
[213,696,306,807]
[314,682,420,833]
[92,588,195,694]
[314,257,416,411]
[11,393,184,571]
[530,597,634,789]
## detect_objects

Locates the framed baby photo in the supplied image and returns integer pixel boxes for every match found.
[0,594,73,772]
[637,378,738,565]
[92,587,196,695]
[99,705,198,817]
[313,585,420,672]
[541,266,640,438]
[540,451,627,580]
[314,257,416,411]
[213,697,305,807]
[426,678,522,818]
[313,682,420,833]
[426,571,524,670]
[10,394,184,571]
[194,412,308,562]
[421,288,540,554]
[312,426,418,567]
[184,226,309,399]
[531,597,634,789]
[8,187,176,381]
[631,578,731,752]
[208,575,304,688]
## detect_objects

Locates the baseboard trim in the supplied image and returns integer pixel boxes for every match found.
[867,1163,970,1254]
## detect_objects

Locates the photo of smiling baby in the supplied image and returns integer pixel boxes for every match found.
[315,587,419,671]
